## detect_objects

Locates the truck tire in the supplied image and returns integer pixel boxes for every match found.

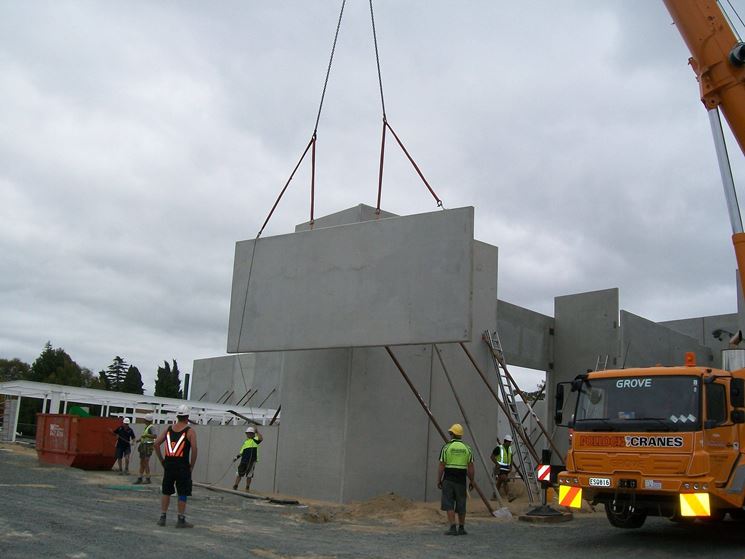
[604,502,647,529]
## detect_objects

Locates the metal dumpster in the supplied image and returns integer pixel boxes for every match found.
[36,414,121,470]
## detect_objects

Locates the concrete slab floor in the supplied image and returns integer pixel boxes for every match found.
[1,443,743,559]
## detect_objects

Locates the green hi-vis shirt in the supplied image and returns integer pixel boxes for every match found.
[440,439,473,484]
[440,439,473,468]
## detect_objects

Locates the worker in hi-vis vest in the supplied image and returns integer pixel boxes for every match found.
[491,434,515,502]
[233,426,262,492]
[437,423,474,536]
[134,413,157,485]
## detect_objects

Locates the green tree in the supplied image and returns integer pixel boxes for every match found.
[121,365,144,395]
[104,356,129,391]
[29,342,85,387]
[0,358,31,382]
[154,360,182,398]
[96,370,111,390]
[80,367,108,390]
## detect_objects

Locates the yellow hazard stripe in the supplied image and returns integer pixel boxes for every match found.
[679,493,710,517]
[559,485,582,509]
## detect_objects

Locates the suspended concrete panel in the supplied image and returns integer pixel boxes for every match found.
[227,207,475,353]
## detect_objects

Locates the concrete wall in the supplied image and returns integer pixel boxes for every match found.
[620,311,714,368]
[227,207,475,352]
[660,313,738,369]
[497,299,553,371]
[549,288,620,456]
[274,348,351,501]
[191,354,281,409]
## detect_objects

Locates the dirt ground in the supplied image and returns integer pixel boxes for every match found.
[1,442,744,559]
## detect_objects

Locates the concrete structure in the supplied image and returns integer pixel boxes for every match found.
[191,353,281,409]
[227,207,475,352]
[193,205,741,503]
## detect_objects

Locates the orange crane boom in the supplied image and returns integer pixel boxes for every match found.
[663,0,745,306]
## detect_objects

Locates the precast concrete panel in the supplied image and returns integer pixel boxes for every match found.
[551,288,620,457]
[424,242,500,502]
[660,313,738,369]
[191,354,282,409]
[341,345,433,502]
[497,299,553,371]
[620,311,714,368]
[275,349,351,502]
[227,207,475,353]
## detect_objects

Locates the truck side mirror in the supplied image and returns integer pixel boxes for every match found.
[555,382,570,426]
[731,378,745,408]
[731,409,745,424]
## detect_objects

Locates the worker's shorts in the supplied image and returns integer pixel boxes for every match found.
[440,479,467,515]
[114,445,131,459]
[138,443,153,459]
[162,464,192,497]
[237,460,256,479]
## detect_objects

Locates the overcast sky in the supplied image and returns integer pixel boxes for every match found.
[2,1,745,393]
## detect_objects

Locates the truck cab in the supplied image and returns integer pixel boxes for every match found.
[555,363,745,528]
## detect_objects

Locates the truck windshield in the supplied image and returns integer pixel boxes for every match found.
[573,375,700,432]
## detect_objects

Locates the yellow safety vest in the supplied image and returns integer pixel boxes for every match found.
[141,424,155,444]
[497,444,513,467]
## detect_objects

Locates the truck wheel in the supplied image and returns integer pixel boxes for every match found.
[604,502,647,529]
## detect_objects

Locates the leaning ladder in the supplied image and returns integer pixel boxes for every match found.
[483,330,542,504]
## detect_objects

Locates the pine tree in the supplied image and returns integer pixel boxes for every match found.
[121,365,144,395]
[154,360,182,398]
[171,360,183,399]
[104,356,129,391]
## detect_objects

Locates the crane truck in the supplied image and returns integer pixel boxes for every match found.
[554,0,745,528]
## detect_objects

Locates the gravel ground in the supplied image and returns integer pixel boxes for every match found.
[1,443,744,559]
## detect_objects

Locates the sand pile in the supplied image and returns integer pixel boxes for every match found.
[303,493,442,525]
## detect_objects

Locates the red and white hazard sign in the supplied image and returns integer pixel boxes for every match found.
[536,464,551,482]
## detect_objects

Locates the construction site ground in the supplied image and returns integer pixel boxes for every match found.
[1,443,743,559]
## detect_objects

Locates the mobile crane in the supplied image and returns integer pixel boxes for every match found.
[554,0,745,528]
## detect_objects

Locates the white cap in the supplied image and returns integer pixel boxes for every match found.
[123,418,131,424]
[176,404,190,417]
[144,414,153,422]
[503,434,513,442]
[245,426,256,433]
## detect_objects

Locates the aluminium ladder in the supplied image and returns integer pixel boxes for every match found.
[483,330,542,504]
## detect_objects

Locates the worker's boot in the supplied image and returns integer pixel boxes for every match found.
[144,478,152,485]
[157,514,166,527]
[457,525,468,536]
[444,525,458,536]
[176,515,193,529]
[133,477,143,485]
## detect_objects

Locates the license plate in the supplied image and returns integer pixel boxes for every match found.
[589,477,611,487]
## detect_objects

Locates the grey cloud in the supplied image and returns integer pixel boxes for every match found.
[1,1,743,392]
